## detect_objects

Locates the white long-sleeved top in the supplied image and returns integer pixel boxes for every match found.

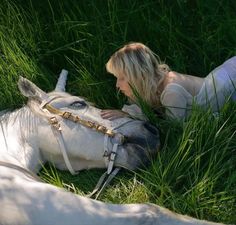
[160,56,236,119]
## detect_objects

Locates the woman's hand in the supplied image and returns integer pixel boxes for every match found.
[100,110,130,120]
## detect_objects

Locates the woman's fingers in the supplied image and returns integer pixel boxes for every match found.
[100,110,129,120]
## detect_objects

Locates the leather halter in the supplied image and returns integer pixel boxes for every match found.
[44,103,116,137]
[40,100,127,193]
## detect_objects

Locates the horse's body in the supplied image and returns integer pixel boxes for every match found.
[0,76,224,225]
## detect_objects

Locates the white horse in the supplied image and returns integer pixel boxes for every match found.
[0,75,224,225]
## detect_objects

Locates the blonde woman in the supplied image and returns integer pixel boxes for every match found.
[101,42,236,120]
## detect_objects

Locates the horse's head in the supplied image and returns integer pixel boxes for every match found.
[18,77,160,174]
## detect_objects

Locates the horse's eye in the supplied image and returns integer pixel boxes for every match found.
[69,100,86,108]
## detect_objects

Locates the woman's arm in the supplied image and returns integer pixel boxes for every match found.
[100,109,130,120]
[122,104,148,120]
[100,104,147,121]
[161,89,188,120]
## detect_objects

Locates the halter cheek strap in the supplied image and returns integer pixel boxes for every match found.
[103,132,125,174]
[49,116,78,175]
[40,99,79,175]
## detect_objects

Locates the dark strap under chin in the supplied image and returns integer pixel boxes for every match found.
[87,167,121,199]
[0,161,43,182]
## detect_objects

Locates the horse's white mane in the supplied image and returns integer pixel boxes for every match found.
[1,106,38,131]
[0,108,26,125]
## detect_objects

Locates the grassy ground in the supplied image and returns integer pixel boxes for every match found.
[0,0,235,223]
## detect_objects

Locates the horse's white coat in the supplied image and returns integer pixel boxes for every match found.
[0,77,225,225]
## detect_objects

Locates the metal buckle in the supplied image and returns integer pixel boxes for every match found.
[109,151,117,162]
[62,111,72,119]
[49,117,61,130]
[103,150,109,158]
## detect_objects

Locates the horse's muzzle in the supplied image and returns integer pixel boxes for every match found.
[115,121,160,170]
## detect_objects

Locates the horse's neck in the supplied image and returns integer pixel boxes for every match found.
[0,107,44,172]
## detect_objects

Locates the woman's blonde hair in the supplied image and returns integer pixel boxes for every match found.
[106,42,170,108]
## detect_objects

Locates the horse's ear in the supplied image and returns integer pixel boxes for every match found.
[18,76,47,101]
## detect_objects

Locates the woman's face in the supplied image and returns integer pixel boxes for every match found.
[115,73,133,98]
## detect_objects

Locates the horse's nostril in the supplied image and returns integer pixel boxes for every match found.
[143,122,158,135]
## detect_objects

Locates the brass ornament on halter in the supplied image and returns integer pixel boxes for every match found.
[62,111,72,119]
[44,103,116,137]
[48,116,61,131]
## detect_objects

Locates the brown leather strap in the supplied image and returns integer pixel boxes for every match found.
[44,104,116,137]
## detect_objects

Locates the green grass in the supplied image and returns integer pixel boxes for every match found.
[0,0,236,224]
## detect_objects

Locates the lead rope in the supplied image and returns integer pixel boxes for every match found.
[87,167,121,199]
[87,121,134,199]
[87,134,122,199]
